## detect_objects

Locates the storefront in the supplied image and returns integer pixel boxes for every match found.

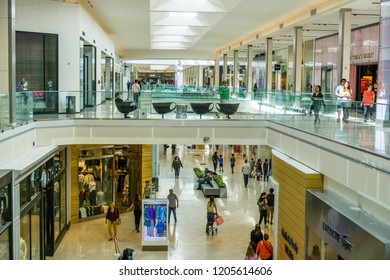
[306,190,390,260]
[0,170,12,260]
[314,24,379,98]
[72,144,152,223]
[1,146,68,259]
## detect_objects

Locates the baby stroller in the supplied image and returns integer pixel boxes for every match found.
[206,213,218,235]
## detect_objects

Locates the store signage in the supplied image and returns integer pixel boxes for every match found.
[350,52,375,62]
[281,228,298,260]
[322,222,353,252]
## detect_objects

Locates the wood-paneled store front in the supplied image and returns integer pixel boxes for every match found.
[70,145,152,224]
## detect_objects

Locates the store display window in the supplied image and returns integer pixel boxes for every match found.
[0,170,12,260]
[78,146,114,220]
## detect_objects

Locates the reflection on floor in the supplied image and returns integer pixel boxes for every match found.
[48,145,275,260]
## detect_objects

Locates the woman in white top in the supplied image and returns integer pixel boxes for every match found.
[341,81,353,123]
[206,196,217,233]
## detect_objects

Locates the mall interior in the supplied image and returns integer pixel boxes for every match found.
[0,0,390,260]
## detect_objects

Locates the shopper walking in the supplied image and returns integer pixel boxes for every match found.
[311,85,324,125]
[242,159,251,188]
[335,78,346,122]
[105,202,120,241]
[361,84,375,123]
[255,159,263,181]
[263,159,270,181]
[250,223,263,252]
[218,154,224,172]
[256,234,273,260]
[127,194,142,232]
[167,189,179,223]
[230,154,236,174]
[244,245,259,260]
[267,188,275,225]
[171,156,183,179]
[206,196,217,233]
[341,81,353,123]
[257,192,268,228]
[212,151,219,172]
[131,79,141,107]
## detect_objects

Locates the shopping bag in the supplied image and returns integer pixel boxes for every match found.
[214,215,224,226]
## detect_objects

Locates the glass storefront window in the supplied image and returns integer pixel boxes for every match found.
[78,146,114,220]
[20,214,31,260]
[0,227,10,260]
[31,202,40,260]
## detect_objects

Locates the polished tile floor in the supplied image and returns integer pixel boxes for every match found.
[48,145,274,260]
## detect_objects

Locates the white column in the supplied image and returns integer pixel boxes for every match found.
[246,45,253,93]
[0,0,16,125]
[292,26,303,93]
[265,37,273,91]
[233,50,239,89]
[198,65,203,87]
[223,54,228,82]
[214,59,220,87]
[338,9,352,82]
[175,64,183,88]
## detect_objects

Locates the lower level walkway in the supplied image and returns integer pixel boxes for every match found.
[48,145,274,260]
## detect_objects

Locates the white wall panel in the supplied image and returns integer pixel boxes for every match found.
[318,149,348,185]
[296,141,319,170]
[378,172,390,206]
[349,161,369,194]
[280,134,298,158]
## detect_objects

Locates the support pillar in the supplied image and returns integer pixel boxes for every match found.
[233,50,239,90]
[337,9,352,83]
[292,26,303,93]
[377,0,390,124]
[214,59,220,87]
[246,45,253,93]
[223,54,228,82]
[265,37,273,92]
[198,65,203,87]
[1,0,16,126]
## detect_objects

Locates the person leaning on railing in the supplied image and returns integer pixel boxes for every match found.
[216,80,229,118]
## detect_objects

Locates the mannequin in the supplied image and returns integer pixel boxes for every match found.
[20,237,27,260]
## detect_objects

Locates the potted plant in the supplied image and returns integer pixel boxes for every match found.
[212,175,227,198]
[193,167,204,178]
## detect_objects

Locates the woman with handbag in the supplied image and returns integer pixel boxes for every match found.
[256,233,273,260]
[105,202,120,241]
[206,196,217,233]
[341,81,353,123]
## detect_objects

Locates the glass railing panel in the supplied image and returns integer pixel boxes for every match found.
[0,93,10,129]
[16,91,34,123]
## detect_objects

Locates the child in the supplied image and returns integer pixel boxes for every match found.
[218,155,224,172]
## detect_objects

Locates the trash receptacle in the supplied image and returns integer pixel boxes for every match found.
[66,96,76,114]
[152,177,159,193]
[176,104,188,119]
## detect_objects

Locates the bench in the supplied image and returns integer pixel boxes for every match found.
[201,181,227,198]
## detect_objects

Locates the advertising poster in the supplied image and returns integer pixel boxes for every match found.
[142,199,168,250]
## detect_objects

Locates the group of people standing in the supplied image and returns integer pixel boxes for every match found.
[310,78,376,125]
[253,158,271,182]
[256,188,275,228]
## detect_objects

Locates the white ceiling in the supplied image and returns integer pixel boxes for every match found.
[74,0,381,71]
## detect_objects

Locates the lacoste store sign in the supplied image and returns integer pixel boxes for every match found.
[322,222,353,252]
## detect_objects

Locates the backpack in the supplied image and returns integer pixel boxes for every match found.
[267,193,274,207]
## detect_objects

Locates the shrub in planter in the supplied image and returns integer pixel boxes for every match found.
[193,167,204,178]
[212,175,226,188]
